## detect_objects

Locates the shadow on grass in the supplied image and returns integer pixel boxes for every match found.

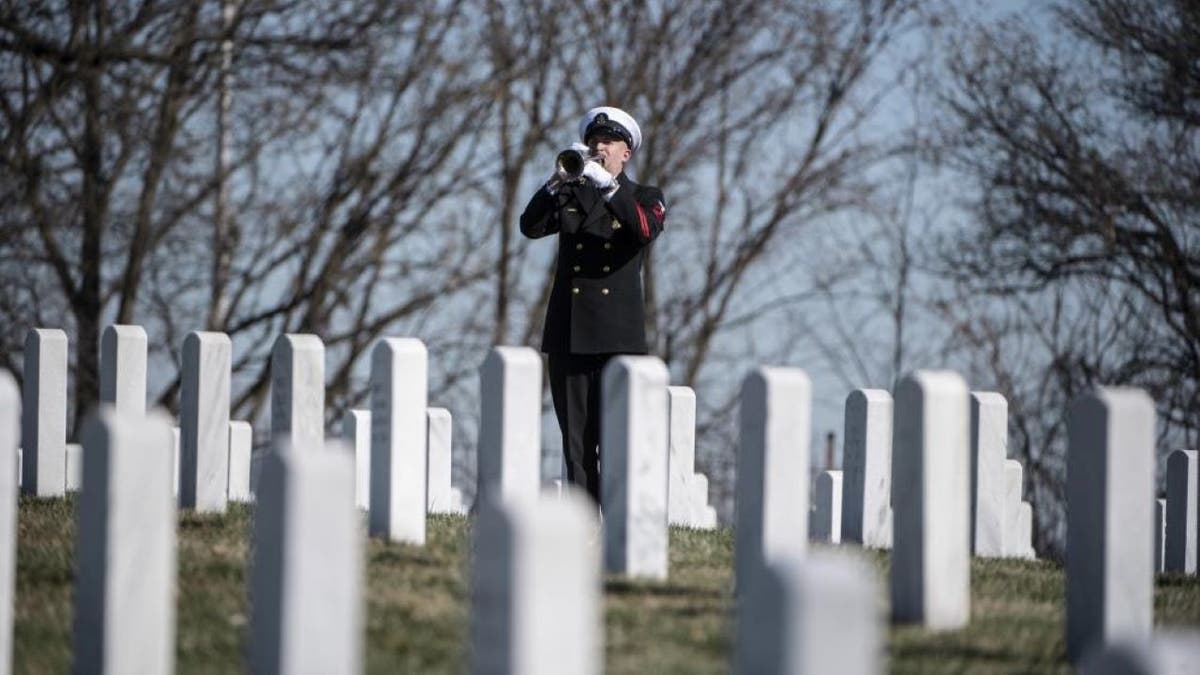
[605,578,725,599]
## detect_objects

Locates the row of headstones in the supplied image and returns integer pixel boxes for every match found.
[1155,449,1200,575]
[2,335,719,674]
[16,328,461,516]
[736,370,1200,670]
[17,324,715,542]
[810,390,1035,560]
[11,326,1200,672]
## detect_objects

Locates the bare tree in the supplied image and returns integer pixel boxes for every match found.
[0,1,498,434]
[933,0,1200,555]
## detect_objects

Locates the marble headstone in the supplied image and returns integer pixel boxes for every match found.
[840,389,892,549]
[970,392,1007,557]
[74,409,176,675]
[1066,387,1155,662]
[692,473,718,529]
[471,490,600,675]
[0,373,18,672]
[21,328,67,497]
[735,551,879,675]
[171,426,180,498]
[250,438,362,675]
[342,409,371,511]
[1155,498,1166,574]
[369,338,428,544]
[1004,459,1025,557]
[477,347,542,507]
[736,367,811,592]
[813,470,843,544]
[1164,449,1197,573]
[601,356,669,579]
[1078,630,1200,675]
[667,386,697,527]
[99,324,148,414]
[228,421,253,503]
[891,370,971,630]
[65,443,82,492]
[426,407,462,514]
[179,331,231,513]
[270,334,326,453]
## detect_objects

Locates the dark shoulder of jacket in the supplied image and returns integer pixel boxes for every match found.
[634,182,664,204]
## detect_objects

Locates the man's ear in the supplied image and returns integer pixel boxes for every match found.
[621,146,631,162]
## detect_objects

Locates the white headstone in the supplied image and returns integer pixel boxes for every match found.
[840,389,892,549]
[735,551,879,675]
[891,370,971,630]
[602,356,669,579]
[228,421,253,503]
[426,407,460,514]
[171,427,180,498]
[1164,449,1198,573]
[471,490,601,675]
[736,367,811,592]
[1155,498,1166,573]
[691,473,714,528]
[270,334,326,454]
[0,373,19,673]
[477,347,542,507]
[1079,630,1200,675]
[249,438,362,675]
[65,443,82,492]
[1004,459,1025,557]
[1067,387,1155,662]
[21,328,67,497]
[73,408,176,675]
[813,470,843,544]
[99,324,148,415]
[342,409,371,511]
[1018,501,1036,560]
[369,338,428,544]
[179,331,231,513]
[970,392,1007,557]
[667,386,697,527]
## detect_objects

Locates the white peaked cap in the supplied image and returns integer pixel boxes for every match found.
[579,106,642,153]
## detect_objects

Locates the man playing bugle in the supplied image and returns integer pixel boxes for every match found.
[520,106,667,507]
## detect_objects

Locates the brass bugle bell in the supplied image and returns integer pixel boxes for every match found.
[556,148,601,179]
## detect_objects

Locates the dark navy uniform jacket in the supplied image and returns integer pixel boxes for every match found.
[520,171,666,355]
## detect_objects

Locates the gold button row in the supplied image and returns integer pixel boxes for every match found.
[571,287,610,295]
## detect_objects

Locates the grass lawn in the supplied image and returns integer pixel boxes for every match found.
[13,497,1200,673]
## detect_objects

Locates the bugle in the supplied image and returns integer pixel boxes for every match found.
[556,148,602,179]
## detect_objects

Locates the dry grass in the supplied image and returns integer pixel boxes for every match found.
[12,497,1200,673]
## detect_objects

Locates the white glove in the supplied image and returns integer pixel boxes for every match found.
[582,160,617,191]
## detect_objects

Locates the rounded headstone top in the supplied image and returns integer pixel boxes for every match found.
[896,370,968,398]
[847,388,892,405]
[27,327,68,344]
[969,390,1007,407]
[184,330,231,346]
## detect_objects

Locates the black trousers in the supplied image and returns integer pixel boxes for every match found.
[547,353,614,506]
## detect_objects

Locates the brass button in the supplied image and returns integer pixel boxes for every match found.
[612,219,621,230]
[575,243,583,251]
[573,265,581,272]
[572,287,580,294]
[601,288,609,295]
[604,242,612,250]
[602,265,611,273]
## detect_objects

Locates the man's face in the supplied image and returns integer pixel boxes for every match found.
[587,133,631,176]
